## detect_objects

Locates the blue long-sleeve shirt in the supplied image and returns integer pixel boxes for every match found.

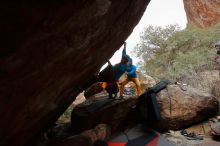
[113,44,137,80]
[126,64,137,78]
[113,62,137,80]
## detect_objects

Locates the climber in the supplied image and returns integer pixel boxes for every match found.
[99,42,142,99]
[113,42,129,81]
[100,42,129,99]
[117,42,142,97]
[119,56,142,97]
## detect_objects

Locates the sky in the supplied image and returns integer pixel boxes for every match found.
[108,0,187,67]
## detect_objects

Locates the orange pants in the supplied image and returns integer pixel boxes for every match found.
[120,77,142,96]
[101,82,108,89]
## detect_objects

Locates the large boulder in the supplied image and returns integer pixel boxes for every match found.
[153,85,219,131]
[72,83,219,134]
[183,0,220,28]
[0,1,150,146]
[138,73,156,90]
[51,124,110,146]
[71,96,138,134]
[84,82,104,98]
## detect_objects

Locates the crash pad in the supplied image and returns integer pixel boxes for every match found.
[107,124,175,146]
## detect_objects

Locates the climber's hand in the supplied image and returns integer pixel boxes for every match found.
[124,42,127,47]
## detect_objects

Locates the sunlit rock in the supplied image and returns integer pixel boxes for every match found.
[184,0,220,28]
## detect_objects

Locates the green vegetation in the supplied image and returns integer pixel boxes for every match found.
[57,105,74,123]
[134,24,220,81]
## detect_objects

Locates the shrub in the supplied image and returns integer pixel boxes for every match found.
[134,24,220,82]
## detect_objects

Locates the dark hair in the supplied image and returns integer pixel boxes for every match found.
[121,57,129,64]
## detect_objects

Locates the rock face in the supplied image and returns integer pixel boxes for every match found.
[153,85,219,131]
[212,80,220,100]
[51,124,110,146]
[138,73,156,91]
[71,96,138,134]
[0,1,150,146]
[183,0,220,28]
[84,82,104,98]
[69,84,218,138]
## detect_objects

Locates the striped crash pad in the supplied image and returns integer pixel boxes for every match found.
[107,125,175,146]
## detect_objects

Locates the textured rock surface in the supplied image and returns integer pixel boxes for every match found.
[0,1,150,146]
[84,82,104,98]
[138,73,156,91]
[210,79,220,101]
[71,84,219,134]
[183,0,220,28]
[71,96,138,134]
[154,85,219,131]
[51,124,110,146]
